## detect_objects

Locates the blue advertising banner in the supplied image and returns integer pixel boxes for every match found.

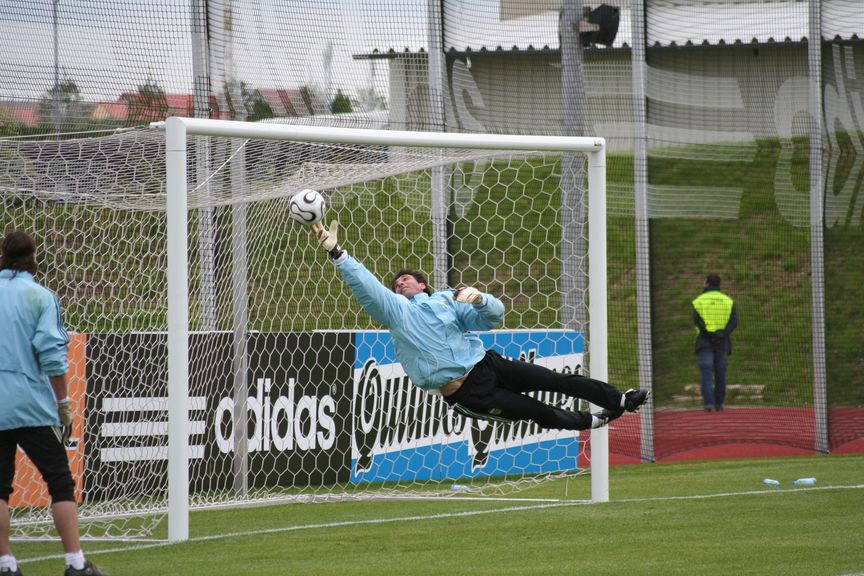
[351,330,585,483]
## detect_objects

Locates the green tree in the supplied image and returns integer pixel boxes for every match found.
[244,85,273,121]
[38,78,92,132]
[0,108,22,137]
[299,85,321,115]
[224,81,274,121]
[330,89,353,114]
[123,78,169,123]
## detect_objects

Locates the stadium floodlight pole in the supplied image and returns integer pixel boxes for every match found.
[157,117,610,533]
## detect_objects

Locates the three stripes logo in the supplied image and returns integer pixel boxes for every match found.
[98,396,207,463]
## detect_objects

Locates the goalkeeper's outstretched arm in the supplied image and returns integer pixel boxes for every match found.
[308,220,406,326]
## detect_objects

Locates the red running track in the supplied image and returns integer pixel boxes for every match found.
[581,406,864,466]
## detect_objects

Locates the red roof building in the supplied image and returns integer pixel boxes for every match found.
[0,103,41,128]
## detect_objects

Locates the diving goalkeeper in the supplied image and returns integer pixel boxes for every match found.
[311,221,648,430]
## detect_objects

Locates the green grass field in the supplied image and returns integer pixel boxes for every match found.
[12,454,864,575]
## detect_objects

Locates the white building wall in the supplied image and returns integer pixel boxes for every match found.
[387,44,821,153]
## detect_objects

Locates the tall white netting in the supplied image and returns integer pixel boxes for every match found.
[2,125,596,540]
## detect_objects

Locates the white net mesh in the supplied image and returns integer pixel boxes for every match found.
[2,125,594,540]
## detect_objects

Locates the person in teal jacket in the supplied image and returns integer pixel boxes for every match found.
[693,273,738,412]
[311,220,648,431]
[0,230,108,576]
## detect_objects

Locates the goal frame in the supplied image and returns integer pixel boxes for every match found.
[158,116,608,542]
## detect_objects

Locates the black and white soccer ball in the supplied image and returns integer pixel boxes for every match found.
[288,189,326,226]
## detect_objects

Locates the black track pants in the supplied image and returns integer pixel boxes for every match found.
[443,349,623,430]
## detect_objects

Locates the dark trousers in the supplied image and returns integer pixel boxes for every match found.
[443,350,623,430]
[698,347,729,410]
[0,426,75,503]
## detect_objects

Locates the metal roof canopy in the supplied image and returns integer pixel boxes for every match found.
[354,0,862,57]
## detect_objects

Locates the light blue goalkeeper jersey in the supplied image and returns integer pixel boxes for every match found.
[0,270,69,430]
[336,255,504,391]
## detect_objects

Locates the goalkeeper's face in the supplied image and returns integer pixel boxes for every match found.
[393,274,428,299]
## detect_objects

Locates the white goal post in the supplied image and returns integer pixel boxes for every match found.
[158,117,608,543]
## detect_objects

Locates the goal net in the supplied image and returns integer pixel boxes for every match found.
[1,120,606,541]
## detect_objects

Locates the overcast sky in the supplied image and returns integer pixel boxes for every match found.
[0,0,427,102]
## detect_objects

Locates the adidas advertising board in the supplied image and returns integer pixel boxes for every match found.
[352,330,584,482]
[84,332,353,498]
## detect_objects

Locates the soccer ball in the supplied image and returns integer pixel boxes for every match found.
[288,189,326,226]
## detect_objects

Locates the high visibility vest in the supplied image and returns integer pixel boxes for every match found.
[693,290,734,332]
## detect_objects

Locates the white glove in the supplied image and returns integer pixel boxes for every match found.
[311,220,339,251]
[57,397,74,445]
[455,286,483,305]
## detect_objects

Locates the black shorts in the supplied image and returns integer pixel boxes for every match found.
[0,426,76,503]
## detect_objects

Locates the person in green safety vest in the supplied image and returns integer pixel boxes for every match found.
[692,274,738,412]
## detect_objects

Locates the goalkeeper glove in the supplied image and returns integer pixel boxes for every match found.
[57,397,74,445]
[455,286,484,305]
[311,220,344,260]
